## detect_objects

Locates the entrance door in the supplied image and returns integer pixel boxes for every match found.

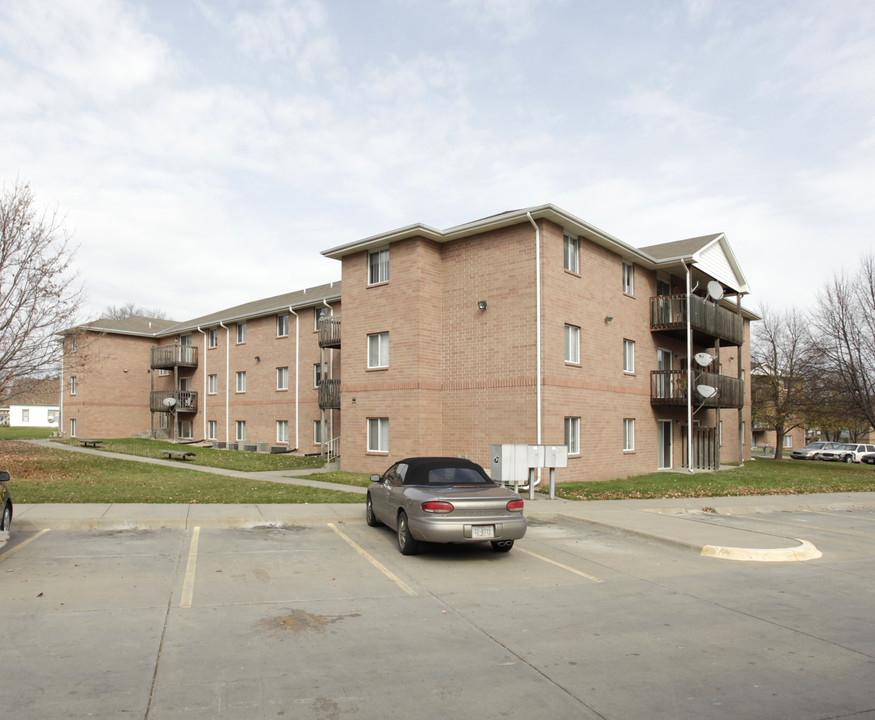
[658,420,672,470]
[657,348,673,400]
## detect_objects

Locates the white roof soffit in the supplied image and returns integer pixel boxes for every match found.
[653,234,750,295]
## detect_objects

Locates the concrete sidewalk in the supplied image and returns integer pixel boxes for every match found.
[14,439,875,560]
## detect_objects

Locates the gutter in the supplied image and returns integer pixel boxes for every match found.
[527,211,543,455]
[219,322,230,444]
[289,306,299,450]
[196,326,208,441]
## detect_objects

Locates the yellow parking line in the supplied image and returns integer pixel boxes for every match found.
[0,528,50,561]
[517,546,605,583]
[180,526,200,608]
[328,523,418,597]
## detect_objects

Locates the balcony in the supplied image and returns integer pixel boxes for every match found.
[650,370,744,409]
[650,294,744,347]
[318,378,340,410]
[318,315,341,348]
[150,390,198,413]
[151,344,198,370]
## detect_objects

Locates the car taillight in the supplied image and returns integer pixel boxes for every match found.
[422,501,454,514]
[507,499,524,512]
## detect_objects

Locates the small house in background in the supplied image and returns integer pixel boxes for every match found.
[1,377,61,428]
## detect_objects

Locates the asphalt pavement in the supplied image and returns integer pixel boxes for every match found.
[13,439,875,561]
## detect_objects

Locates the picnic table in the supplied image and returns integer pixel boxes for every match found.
[78,439,103,448]
[162,450,196,461]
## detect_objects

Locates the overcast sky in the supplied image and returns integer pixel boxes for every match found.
[2,0,873,322]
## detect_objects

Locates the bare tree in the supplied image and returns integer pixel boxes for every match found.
[102,302,169,320]
[811,254,875,432]
[0,181,85,399]
[751,305,818,458]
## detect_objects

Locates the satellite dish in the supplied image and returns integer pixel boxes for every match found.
[694,352,715,367]
[162,397,177,407]
[696,384,718,399]
[706,281,724,301]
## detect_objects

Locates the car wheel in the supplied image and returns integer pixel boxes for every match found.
[491,540,514,552]
[396,511,420,555]
[1,503,11,533]
[366,494,381,527]
[842,454,851,463]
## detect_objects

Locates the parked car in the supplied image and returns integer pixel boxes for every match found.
[366,457,526,555]
[0,471,12,537]
[816,443,875,463]
[861,453,875,465]
[789,441,843,460]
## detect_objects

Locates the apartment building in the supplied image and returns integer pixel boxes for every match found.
[61,203,755,483]
[62,286,341,454]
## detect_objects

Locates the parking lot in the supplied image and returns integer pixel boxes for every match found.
[2,505,875,719]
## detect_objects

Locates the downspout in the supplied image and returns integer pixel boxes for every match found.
[197,326,207,440]
[737,293,744,467]
[219,321,230,444]
[323,300,334,447]
[289,306,299,450]
[526,213,542,446]
[682,260,694,473]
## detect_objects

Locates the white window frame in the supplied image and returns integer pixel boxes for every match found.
[277,367,289,391]
[70,418,77,437]
[236,322,247,344]
[784,434,793,448]
[277,314,289,337]
[208,420,217,441]
[208,374,217,395]
[565,417,580,455]
[177,420,193,439]
[367,417,389,453]
[565,324,580,364]
[70,376,77,395]
[236,420,246,442]
[623,260,634,295]
[368,249,390,285]
[623,418,635,452]
[236,371,246,393]
[314,420,322,444]
[208,328,218,348]
[564,234,579,273]
[277,420,288,444]
[623,339,635,374]
[368,332,389,369]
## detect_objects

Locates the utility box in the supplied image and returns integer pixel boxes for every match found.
[490,444,529,483]
[527,444,545,469]
[542,445,569,468]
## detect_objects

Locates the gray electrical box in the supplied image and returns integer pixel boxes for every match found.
[490,444,529,483]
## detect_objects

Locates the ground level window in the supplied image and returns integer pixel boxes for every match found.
[70,418,77,437]
[277,420,288,443]
[367,417,389,453]
[236,421,246,442]
[177,420,192,439]
[623,418,635,451]
[784,435,793,448]
[208,420,217,441]
[565,417,580,455]
[314,420,322,444]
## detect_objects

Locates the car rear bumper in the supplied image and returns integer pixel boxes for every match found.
[408,514,527,544]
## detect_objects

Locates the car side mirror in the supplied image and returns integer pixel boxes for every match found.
[0,471,9,483]
[370,474,381,483]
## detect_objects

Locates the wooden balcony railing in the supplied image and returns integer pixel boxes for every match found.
[318,378,340,409]
[151,344,198,369]
[318,315,341,348]
[150,390,198,413]
[650,294,744,347]
[650,370,744,409]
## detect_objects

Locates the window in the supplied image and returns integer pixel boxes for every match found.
[277,314,289,337]
[565,417,580,455]
[369,248,389,285]
[277,367,289,390]
[368,417,389,453]
[177,420,192,439]
[314,363,328,386]
[48,409,58,424]
[277,420,288,443]
[623,339,635,373]
[158,369,170,377]
[236,421,246,442]
[623,261,634,295]
[783,435,793,448]
[208,374,217,395]
[236,371,246,393]
[236,322,246,344]
[70,376,77,395]
[21,409,30,422]
[208,328,218,348]
[208,420,217,441]
[368,332,389,368]
[565,324,580,364]
[623,419,635,451]
[315,306,330,330]
[70,418,77,437]
[564,234,579,273]
[314,420,322,444]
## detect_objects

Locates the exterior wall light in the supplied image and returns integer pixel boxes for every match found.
[477,301,488,310]
[604,316,613,324]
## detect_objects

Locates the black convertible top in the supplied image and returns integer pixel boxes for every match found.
[396,457,494,486]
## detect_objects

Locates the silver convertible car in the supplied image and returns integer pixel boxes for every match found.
[366,457,526,555]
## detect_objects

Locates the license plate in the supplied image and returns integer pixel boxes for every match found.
[472,525,495,538]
